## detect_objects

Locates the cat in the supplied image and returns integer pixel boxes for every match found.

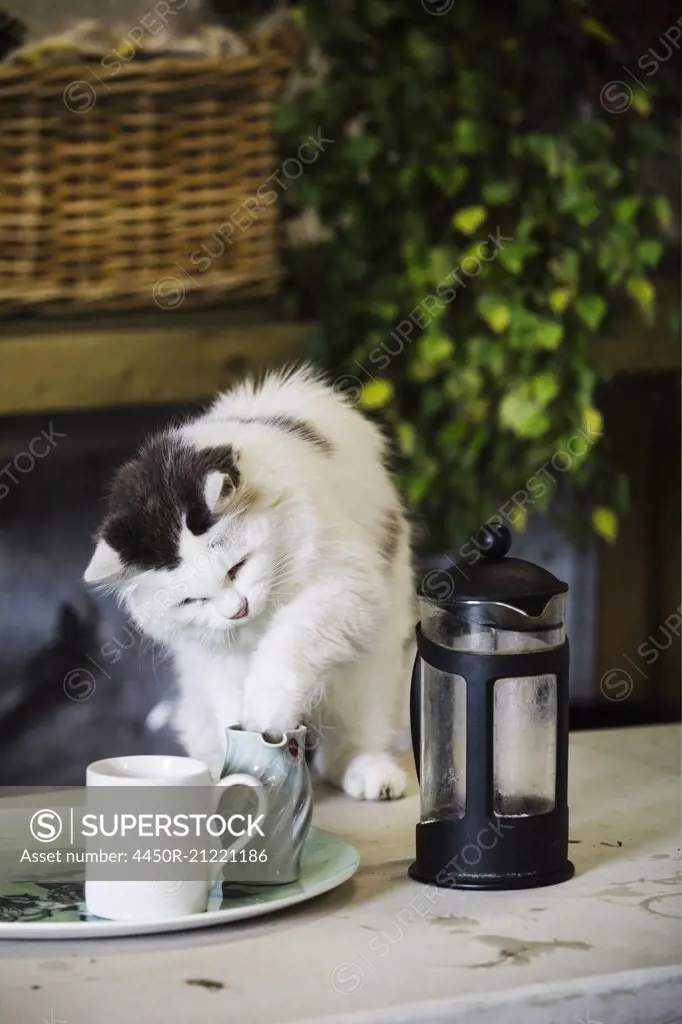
[83,367,414,799]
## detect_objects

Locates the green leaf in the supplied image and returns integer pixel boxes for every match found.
[457,69,483,114]
[407,29,438,63]
[409,358,439,383]
[575,294,607,330]
[614,196,641,224]
[407,459,438,503]
[366,0,392,25]
[596,233,630,285]
[444,365,483,400]
[535,320,564,350]
[582,407,603,439]
[524,135,567,178]
[515,213,537,240]
[574,199,600,226]
[652,195,673,230]
[452,205,487,235]
[438,420,467,448]
[548,250,579,286]
[370,301,399,320]
[432,164,469,196]
[626,276,656,321]
[344,135,381,166]
[580,16,617,44]
[466,334,502,371]
[592,506,619,543]
[450,165,470,193]
[398,165,419,194]
[273,103,300,133]
[636,239,663,267]
[428,246,455,285]
[632,88,651,116]
[459,239,488,270]
[465,398,489,422]
[532,372,560,405]
[453,118,481,155]
[482,181,517,205]
[549,287,571,314]
[477,294,511,334]
[419,333,455,365]
[498,374,558,439]
[408,477,429,503]
[397,421,417,457]
[421,387,445,417]
[359,378,394,409]
[498,239,539,275]
[499,388,551,439]
[451,365,484,399]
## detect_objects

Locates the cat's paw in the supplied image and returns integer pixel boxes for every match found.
[341,753,407,801]
[241,698,300,738]
[242,668,303,737]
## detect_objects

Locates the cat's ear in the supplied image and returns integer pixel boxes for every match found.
[204,471,236,513]
[84,539,126,584]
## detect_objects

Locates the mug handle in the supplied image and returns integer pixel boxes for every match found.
[207,774,268,883]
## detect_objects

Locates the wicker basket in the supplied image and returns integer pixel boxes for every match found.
[0,55,284,313]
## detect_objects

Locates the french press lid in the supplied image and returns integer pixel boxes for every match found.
[418,525,568,610]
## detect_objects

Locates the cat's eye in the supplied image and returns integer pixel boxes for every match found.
[178,597,205,607]
[226,557,248,582]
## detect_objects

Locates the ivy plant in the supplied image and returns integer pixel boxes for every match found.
[276,0,678,556]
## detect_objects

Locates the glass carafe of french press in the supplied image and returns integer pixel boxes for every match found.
[409,525,574,889]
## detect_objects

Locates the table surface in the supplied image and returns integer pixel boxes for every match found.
[0,724,680,1024]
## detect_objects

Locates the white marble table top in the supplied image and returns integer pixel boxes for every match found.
[0,724,680,1024]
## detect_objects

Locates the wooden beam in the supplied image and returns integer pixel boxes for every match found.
[0,307,310,415]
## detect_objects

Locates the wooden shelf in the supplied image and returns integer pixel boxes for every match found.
[0,303,310,416]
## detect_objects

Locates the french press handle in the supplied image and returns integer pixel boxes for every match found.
[409,626,421,783]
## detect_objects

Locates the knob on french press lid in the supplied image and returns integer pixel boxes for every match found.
[475,524,512,560]
[417,523,567,605]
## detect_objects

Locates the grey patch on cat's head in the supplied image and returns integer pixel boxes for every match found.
[378,507,403,565]
[226,414,334,454]
[99,434,241,571]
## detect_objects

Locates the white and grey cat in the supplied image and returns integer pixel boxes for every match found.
[84,367,414,799]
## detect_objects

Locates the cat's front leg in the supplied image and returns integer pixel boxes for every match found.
[171,644,246,779]
[241,631,325,736]
[241,578,381,737]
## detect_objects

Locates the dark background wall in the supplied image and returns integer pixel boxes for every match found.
[0,404,192,784]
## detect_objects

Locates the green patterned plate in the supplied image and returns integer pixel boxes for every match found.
[0,827,358,939]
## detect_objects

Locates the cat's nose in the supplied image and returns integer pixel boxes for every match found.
[230,597,249,620]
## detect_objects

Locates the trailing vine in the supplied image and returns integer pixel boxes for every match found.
[277,0,678,555]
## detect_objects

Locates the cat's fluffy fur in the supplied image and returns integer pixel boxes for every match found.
[84,367,414,799]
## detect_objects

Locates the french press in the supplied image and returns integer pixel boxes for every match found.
[409,525,574,890]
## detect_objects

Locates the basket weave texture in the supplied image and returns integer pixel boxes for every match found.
[0,56,283,312]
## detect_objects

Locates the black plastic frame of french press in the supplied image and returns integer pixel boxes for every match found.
[409,625,575,890]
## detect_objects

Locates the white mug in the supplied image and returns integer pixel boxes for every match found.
[84,754,266,921]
